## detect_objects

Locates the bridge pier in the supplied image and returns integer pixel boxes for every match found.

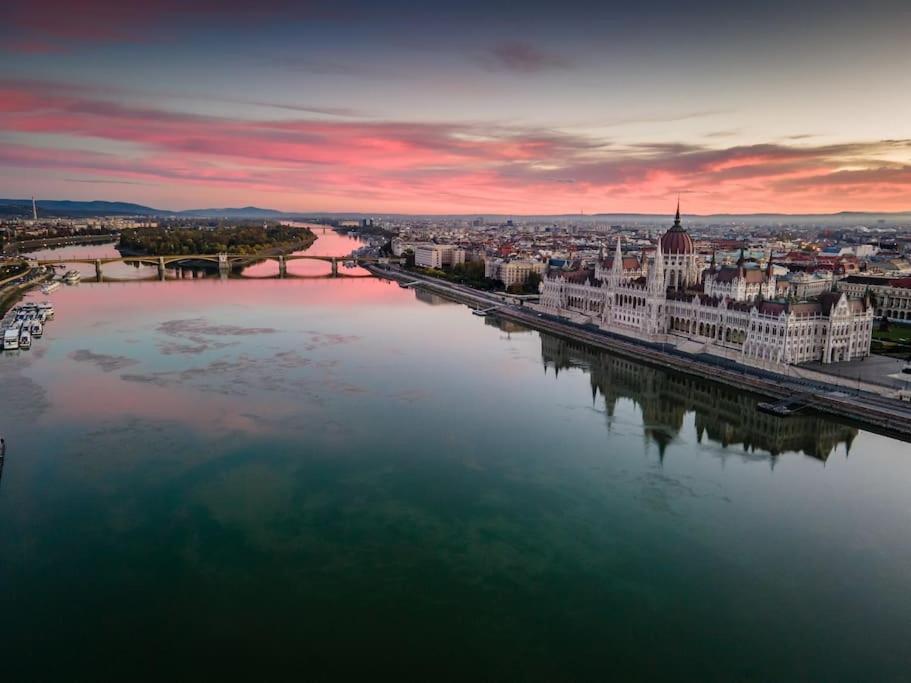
[331,257,338,277]
[95,259,103,282]
[278,255,287,278]
[218,253,230,276]
[157,257,166,280]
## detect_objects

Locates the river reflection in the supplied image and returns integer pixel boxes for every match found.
[537,333,858,462]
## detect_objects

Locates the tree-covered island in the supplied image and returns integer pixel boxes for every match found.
[118,223,316,256]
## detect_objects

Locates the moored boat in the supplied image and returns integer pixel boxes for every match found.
[3,327,19,351]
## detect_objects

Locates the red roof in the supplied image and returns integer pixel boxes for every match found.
[660,225,695,254]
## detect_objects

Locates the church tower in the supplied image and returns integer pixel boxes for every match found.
[764,249,777,298]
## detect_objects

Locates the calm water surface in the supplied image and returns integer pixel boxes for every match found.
[1,233,910,680]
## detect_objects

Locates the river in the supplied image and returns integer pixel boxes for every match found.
[0,231,909,680]
[23,225,367,279]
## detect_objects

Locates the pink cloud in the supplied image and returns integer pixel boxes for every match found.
[2,79,911,213]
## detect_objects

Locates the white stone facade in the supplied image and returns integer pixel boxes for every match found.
[836,275,911,321]
[414,244,466,269]
[540,224,874,367]
[485,259,547,288]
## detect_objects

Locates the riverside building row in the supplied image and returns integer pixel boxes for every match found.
[539,205,875,367]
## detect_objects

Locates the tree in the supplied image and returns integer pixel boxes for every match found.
[524,271,542,294]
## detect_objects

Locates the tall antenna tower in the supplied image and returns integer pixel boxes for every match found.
[32,196,38,221]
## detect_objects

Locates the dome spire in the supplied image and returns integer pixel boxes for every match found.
[674,196,681,227]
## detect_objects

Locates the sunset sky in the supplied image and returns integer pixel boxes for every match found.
[3,0,910,214]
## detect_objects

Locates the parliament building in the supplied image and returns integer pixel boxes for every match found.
[539,205,874,366]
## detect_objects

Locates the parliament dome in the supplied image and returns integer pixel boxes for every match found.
[660,203,695,254]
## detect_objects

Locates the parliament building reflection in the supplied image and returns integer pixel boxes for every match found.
[539,334,857,462]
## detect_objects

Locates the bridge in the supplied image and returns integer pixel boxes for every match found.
[35,253,381,280]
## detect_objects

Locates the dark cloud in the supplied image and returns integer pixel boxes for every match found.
[481,42,573,73]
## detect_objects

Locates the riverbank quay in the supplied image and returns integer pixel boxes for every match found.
[3,234,118,255]
[368,264,911,442]
[0,265,54,315]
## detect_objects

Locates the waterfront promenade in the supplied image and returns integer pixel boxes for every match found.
[369,265,911,441]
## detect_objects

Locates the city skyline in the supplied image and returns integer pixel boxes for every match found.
[3,0,911,214]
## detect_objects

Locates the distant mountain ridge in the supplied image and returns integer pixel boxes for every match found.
[2,198,910,225]
[0,199,161,217]
[0,199,283,219]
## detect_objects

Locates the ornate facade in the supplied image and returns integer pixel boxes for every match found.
[540,209,874,366]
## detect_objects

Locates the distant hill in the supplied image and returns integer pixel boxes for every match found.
[0,199,291,219]
[0,199,162,217]
[174,206,285,218]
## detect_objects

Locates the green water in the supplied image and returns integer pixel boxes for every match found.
[0,255,909,680]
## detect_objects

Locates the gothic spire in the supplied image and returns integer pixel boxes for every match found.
[650,241,665,294]
[673,197,681,227]
[610,237,623,285]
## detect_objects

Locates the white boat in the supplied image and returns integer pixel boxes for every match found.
[18,330,31,350]
[30,321,43,337]
[41,281,61,294]
[38,302,54,319]
[63,270,81,284]
[3,328,19,351]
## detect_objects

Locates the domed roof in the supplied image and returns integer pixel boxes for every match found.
[659,202,695,254]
